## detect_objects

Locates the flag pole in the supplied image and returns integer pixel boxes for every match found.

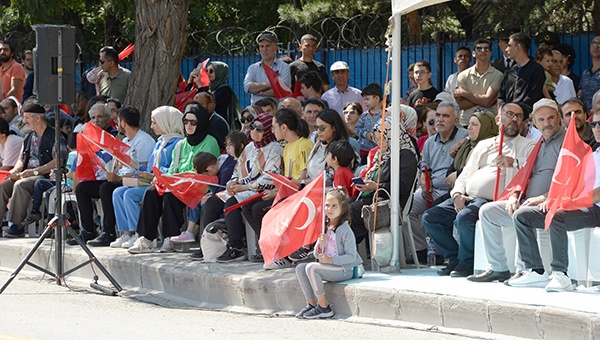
[321,171,326,235]
[494,124,504,201]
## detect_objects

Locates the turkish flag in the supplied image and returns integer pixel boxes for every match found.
[198,58,210,87]
[497,138,543,201]
[151,167,218,208]
[262,61,292,99]
[267,172,299,205]
[259,172,325,265]
[292,76,303,99]
[544,117,596,229]
[75,133,104,182]
[118,43,135,61]
[81,123,133,168]
[175,89,197,112]
[0,170,10,181]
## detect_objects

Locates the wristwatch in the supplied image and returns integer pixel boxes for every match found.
[512,159,520,169]
[33,169,39,176]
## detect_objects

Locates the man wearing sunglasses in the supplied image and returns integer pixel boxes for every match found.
[87,46,131,103]
[454,38,503,127]
[244,31,291,105]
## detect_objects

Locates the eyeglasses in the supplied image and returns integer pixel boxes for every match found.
[503,110,524,120]
[183,119,198,126]
[563,110,583,117]
[250,124,265,132]
[592,42,600,48]
[343,110,356,115]
[590,121,600,128]
[428,119,435,126]
[314,125,327,132]
[475,46,491,52]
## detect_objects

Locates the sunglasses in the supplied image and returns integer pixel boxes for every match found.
[183,119,198,126]
[590,121,600,128]
[428,119,435,126]
[475,46,491,52]
[314,125,327,132]
[241,116,254,124]
[250,124,265,132]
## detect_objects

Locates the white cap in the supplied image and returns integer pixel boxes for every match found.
[434,91,454,103]
[532,98,559,116]
[330,61,349,72]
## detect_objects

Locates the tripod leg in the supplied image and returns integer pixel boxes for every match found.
[64,225,122,292]
[0,225,54,294]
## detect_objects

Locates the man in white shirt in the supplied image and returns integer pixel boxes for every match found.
[321,61,366,117]
[444,46,471,99]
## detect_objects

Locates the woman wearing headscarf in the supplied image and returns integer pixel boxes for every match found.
[200,113,283,262]
[110,106,184,248]
[445,109,498,191]
[208,61,241,129]
[128,103,220,253]
[349,116,419,245]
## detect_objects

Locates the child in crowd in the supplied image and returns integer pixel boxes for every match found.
[295,188,363,319]
[325,140,357,198]
[179,131,247,260]
[535,47,555,99]
[354,83,383,165]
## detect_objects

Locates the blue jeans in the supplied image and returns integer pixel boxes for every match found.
[32,179,55,212]
[422,197,489,267]
[113,185,149,233]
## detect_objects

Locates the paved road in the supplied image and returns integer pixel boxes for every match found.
[0,270,507,340]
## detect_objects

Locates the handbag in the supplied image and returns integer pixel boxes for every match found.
[361,188,391,233]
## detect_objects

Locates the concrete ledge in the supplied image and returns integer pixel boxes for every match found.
[1,238,599,338]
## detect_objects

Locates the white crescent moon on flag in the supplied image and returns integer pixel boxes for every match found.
[295,198,316,230]
[552,150,582,185]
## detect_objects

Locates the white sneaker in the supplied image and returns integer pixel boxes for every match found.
[110,234,131,248]
[506,269,550,287]
[121,234,138,248]
[545,272,574,292]
[263,258,292,270]
[159,237,174,253]
[127,236,153,254]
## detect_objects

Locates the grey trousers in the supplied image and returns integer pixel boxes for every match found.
[479,201,529,272]
[295,262,353,299]
[0,176,42,225]
[514,204,600,273]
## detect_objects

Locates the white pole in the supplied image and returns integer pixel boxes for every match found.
[390,12,403,268]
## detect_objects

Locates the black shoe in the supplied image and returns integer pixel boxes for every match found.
[436,262,458,276]
[22,212,42,226]
[216,247,245,263]
[467,269,511,283]
[189,250,204,261]
[288,246,314,262]
[250,254,264,263]
[66,230,96,245]
[87,232,116,247]
[3,224,25,238]
[450,264,474,278]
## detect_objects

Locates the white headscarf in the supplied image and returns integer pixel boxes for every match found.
[151,106,185,167]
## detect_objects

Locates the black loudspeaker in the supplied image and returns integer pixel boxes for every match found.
[32,25,76,105]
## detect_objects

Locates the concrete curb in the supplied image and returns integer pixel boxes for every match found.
[0,238,599,339]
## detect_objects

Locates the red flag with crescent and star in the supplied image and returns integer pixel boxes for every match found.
[262,61,292,99]
[81,122,133,168]
[544,117,596,229]
[151,167,218,208]
[259,172,325,265]
[266,172,299,205]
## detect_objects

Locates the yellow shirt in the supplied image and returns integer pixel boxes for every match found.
[283,137,314,179]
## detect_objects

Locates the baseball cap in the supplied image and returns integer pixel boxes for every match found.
[531,98,559,117]
[434,91,454,103]
[330,61,349,72]
[256,31,278,44]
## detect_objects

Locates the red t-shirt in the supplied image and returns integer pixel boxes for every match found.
[333,166,357,197]
[0,59,26,102]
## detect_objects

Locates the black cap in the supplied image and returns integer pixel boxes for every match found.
[256,31,278,44]
[535,31,560,47]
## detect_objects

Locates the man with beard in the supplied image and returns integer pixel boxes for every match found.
[561,97,599,150]
[422,102,536,277]
[0,41,26,102]
[470,98,567,283]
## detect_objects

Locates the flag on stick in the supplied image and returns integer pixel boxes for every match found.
[151,166,218,208]
[262,62,292,99]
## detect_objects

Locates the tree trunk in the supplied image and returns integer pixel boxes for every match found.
[406,10,422,44]
[127,0,190,132]
[593,0,600,31]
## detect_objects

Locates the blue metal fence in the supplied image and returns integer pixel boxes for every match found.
[83,32,597,107]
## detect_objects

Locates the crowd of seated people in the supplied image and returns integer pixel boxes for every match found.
[2,30,600,296]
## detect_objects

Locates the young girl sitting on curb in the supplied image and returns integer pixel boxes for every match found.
[295,188,363,319]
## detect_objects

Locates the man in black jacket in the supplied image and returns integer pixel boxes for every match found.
[2,103,67,238]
